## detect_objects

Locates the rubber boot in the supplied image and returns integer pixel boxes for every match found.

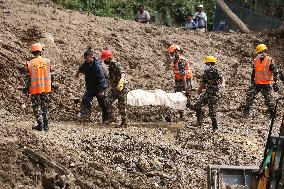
[32,121,43,131]
[211,118,218,131]
[118,117,128,128]
[242,107,250,118]
[179,110,185,121]
[43,120,49,132]
[192,110,204,126]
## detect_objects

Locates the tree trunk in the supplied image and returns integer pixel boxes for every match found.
[216,0,250,33]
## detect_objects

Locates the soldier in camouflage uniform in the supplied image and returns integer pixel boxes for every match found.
[167,44,193,120]
[21,43,55,131]
[191,56,224,130]
[100,49,128,127]
[242,44,279,118]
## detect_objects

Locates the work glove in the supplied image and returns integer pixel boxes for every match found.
[183,90,191,97]
[273,83,280,92]
[117,79,125,92]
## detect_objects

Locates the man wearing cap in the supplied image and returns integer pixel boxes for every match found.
[76,48,109,123]
[193,5,207,32]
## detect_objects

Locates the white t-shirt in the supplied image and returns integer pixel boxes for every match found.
[193,11,207,28]
[136,10,150,22]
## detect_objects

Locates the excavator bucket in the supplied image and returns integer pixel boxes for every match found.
[207,98,284,189]
[207,165,259,189]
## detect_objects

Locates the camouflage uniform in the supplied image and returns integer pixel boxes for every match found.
[22,56,53,130]
[191,65,223,129]
[243,59,279,117]
[31,93,50,128]
[105,60,128,125]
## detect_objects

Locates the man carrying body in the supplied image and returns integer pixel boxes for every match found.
[76,48,109,123]
[191,56,224,131]
[167,44,193,120]
[100,49,128,127]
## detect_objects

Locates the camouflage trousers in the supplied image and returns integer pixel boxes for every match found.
[243,84,274,116]
[175,78,192,92]
[192,90,219,120]
[105,87,128,121]
[175,78,192,119]
[31,93,50,126]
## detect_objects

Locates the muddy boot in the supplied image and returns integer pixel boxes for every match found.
[119,117,128,128]
[32,121,43,131]
[242,107,250,118]
[43,120,49,132]
[192,111,204,126]
[211,118,219,131]
[179,110,185,121]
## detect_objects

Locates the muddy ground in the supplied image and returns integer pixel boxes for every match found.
[0,0,284,188]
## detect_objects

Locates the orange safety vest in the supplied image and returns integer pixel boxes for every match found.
[173,55,193,80]
[26,56,52,94]
[253,56,273,85]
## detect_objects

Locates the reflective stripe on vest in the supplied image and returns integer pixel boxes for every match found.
[27,57,52,94]
[254,56,273,85]
[173,56,193,80]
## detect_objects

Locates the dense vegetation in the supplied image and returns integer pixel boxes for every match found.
[52,0,283,27]
[52,0,216,26]
[229,0,284,19]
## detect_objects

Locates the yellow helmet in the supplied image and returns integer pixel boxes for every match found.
[204,56,217,63]
[167,44,181,53]
[255,44,267,54]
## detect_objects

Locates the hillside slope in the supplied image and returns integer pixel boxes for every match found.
[0,0,284,188]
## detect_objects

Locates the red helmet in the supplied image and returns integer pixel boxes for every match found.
[31,43,44,52]
[100,50,113,60]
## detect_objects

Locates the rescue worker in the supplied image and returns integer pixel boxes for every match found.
[191,56,224,130]
[76,48,109,123]
[242,44,280,118]
[167,44,193,120]
[23,43,53,131]
[100,49,128,126]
